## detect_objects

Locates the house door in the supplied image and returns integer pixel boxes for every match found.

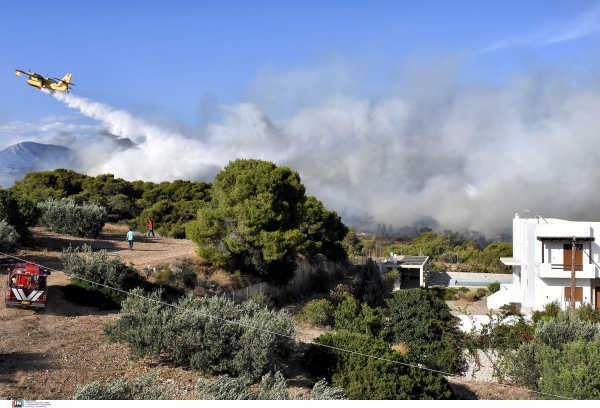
[563,244,583,271]
[596,287,600,311]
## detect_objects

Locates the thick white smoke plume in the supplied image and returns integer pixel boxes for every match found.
[42,68,600,235]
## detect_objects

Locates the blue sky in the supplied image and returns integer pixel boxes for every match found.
[3,1,600,232]
[3,1,600,125]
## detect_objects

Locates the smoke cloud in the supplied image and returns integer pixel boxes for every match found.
[40,63,600,235]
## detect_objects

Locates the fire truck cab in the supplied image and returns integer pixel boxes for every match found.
[5,261,51,309]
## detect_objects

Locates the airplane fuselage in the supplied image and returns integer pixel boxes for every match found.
[16,70,72,93]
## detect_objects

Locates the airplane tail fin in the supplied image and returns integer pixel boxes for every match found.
[55,73,73,92]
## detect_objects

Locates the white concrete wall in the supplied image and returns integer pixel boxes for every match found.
[494,215,599,311]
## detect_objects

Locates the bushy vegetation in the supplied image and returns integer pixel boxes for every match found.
[195,371,347,400]
[0,189,40,239]
[12,169,212,238]
[332,297,388,338]
[354,258,387,307]
[505,307,600,399]
[298,284,387,338]
[298,298,335,327]
[386,289,464,374]
[73,372,174,400]
[535,340,600,399]
[0,220,19,253]
[38,197,108,238]
[382,268,400,294]
[304,331,453,399]
[185,159,347,285]
[341,228,363,256]
[429,285,470,301]
[534,310,600,348]
[487,281,500,294]
[104,290,296,382]
[60,244,150,308]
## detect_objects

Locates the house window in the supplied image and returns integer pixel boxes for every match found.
[565,286,583,302]
[563,244,583,271]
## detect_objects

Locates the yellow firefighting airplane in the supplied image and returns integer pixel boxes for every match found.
[14,69,75,92]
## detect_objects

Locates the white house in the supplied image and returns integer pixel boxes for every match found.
[379,254,429,288]
[487,213,600,312]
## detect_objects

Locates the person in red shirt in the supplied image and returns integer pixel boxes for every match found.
[147,219,155,237]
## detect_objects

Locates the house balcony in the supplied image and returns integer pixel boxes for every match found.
[537,262,597,279]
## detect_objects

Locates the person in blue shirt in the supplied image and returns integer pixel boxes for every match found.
[127,228,135,250]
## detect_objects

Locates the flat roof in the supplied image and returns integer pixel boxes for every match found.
[382,255,428,268]
[536,236,595,242]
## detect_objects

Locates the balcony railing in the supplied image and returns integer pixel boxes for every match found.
[538,262,597,278]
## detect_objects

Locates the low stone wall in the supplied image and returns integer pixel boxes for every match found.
[462,350,503,383]
[429,271,512,282]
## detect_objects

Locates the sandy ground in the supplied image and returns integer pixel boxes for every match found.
[0,227,323,400]
[0,227,536,400]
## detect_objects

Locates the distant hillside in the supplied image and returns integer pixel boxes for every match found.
[0,141,76,188]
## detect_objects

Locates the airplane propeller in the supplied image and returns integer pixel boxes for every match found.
[53,78,76,86]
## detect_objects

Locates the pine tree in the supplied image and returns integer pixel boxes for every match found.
[354,258,386,307]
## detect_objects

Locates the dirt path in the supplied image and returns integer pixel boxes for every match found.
[0,227,535,400]
[0,227,200,400]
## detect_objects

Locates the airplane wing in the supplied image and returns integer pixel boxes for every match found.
[15,69,33,76]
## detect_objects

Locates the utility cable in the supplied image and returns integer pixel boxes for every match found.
[0,250,571,400]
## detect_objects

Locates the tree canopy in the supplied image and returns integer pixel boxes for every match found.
[0,189,40,239]
[11,169,211,238]
[185,159,347,285]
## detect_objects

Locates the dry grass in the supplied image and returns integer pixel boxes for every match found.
[465,291,479,302]
[209,269,232,288]
[391,343,409,354]
[102,223,131,234]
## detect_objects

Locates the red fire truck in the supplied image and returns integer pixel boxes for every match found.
[5,261,51,309]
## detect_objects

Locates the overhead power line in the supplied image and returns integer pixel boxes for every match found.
[0,250,570,400]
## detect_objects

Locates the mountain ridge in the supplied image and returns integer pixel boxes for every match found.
[0,141,76,188]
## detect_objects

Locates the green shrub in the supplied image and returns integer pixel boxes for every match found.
[0,189,40,239]
[429,286,460,301]
[175,265,198,289]
[73,372,174,400]
[104,290,297,382]
[457,287,470,293]
[475,288,488,298]
[382,268,400,295]
[534,311,600,349]
[506,342,539,389]
[327,284,355,306]
[60,244,151,308]
[354,258,387,307]
[38,197,107,238]
[195,371,347,400]
[298,299,334,327]
[154,267,175,285]
[0,219,19,253]
[465,310,534,352]
[574,302,600,324]
[386,289,464,373]
[537,340,600,399]
[304,331,453,400]
[531,300,561,324]
[487,282,500,294]
[60,244,147,291]
[506,310,600,394]
[332,297,388,338]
